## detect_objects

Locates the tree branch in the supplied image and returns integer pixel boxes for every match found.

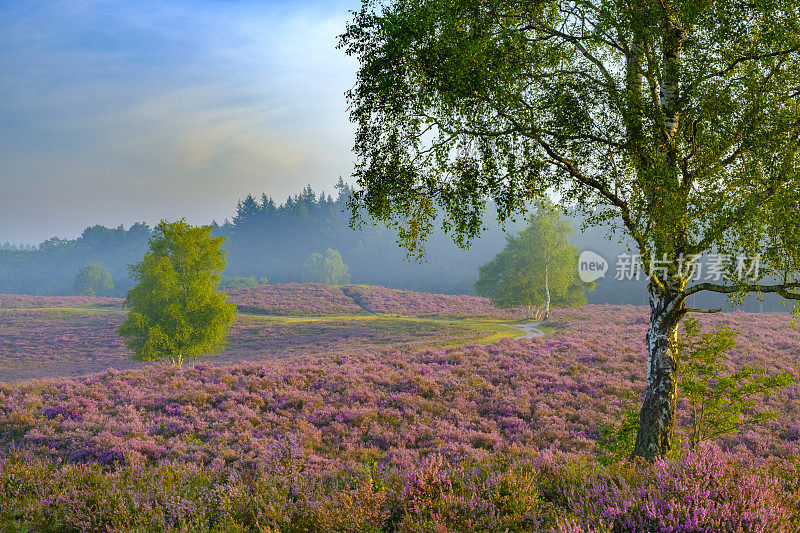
[691,183,783,254]
[684,281,800,300]
[697,46,800,84]
[517,19,622,104]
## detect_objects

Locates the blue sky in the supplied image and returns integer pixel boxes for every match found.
[0,0,360,243]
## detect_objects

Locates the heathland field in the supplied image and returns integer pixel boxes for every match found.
[0,285,518,382]
[2,285,800,531]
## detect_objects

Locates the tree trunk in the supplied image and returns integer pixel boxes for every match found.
[544,266,550,321]
[630,284,684,460]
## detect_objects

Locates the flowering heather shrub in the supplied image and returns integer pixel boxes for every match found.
[343,284,517,318]
[0,294,122,309]
[3,307,799,469]
[0,311,486,382]
[2,304,800,530]
[439,446,798,531]
[225,283,366,316]
[1,447,798,532]
[539,444,798,532]
[0,450,390,532]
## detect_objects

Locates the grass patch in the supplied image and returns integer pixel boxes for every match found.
[441,322,524,347]
[537,325,562,336]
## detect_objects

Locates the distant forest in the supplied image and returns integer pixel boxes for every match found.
[0,181,785,312]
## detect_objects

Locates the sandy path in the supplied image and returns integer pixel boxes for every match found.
[504,321,546,338]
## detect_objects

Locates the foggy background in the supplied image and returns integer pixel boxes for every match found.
[0,182,786,313]
[0,1,788,312]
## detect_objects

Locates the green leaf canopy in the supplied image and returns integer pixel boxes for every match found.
[119,220,236,366]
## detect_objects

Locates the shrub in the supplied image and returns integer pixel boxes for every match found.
[218,276,269,290]
[73,263,114,297]
[678,317,797,448]
[302,249,351,285]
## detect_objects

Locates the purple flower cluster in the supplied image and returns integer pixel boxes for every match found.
[0,310,485,382]
[0,294,122,309]
[2,301,800,530]
[537,443,796,531]
[343,284,517,318]
[225,283,366,316]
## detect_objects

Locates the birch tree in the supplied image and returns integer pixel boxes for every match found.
[475,201,588,319]
[340,0,800,459]
[119,220,236,366]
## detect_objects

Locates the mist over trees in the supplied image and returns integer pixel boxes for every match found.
[0,223,152,296]
[0,242,35,251]
[73,263,114,297]
[213,180,530,295]
[0,182,787,312]
[302,249,351,285]
[476,201,592,319]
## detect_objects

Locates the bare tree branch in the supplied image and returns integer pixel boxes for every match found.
[684,281,800,300]
[684,307,723,314]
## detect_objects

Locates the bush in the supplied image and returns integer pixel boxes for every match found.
[73,263,114,297]
[302,249,351,285]
[678,317,796,448]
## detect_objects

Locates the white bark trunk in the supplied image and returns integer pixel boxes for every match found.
[544,265,550,321]
[631,284,683,459]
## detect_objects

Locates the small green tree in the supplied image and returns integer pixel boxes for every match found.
[118,220,236,366]
[73,263,114,296]
[302,249,351,285]
[475,201,591,320]
[678,318,797,448]
[597,406,640,465]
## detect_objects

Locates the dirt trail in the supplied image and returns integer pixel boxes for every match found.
[504,321,546,338]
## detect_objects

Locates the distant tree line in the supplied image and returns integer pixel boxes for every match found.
[0,223,152,295]
[0,242,36,251]
[0,181,787,311]
[212,179,526,295]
